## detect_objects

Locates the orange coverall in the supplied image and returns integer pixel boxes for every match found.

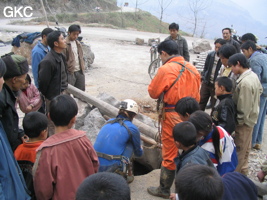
[148,56,201,170]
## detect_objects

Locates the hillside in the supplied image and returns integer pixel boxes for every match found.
[31,11,172,34]
[122,0,267,45]
[0,0,185,35]
[0,0,118,15]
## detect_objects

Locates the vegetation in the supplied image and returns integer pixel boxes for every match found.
[30,10,189,35]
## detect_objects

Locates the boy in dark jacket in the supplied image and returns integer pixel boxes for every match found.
[173,121,214,173]
[212,76,236,135]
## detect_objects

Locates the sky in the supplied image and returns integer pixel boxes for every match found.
[117,0,266,25]
[231,0,266,25]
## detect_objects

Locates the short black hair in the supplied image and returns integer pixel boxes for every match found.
[169,22,179,30]
[228,53,249,69]
[76,172,131,200]
[68,24,81,33]
[176,164,224,200]
[0,58,6,78]
[214,38,226,45]
[215,77,233,92]
[222,27,231,34]
[49,94,78,126]
[241,33,257,43]
[218,44,236,59]
[25,74,31,84]
[47,31,62,49]
[41,28,54,39]
[173,121,197,147]
[175,97,200,117]
[157,40,178,56]
[23,112,48,138]
[240,40,257,51]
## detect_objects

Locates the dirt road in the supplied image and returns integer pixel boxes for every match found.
[0,19,203,105]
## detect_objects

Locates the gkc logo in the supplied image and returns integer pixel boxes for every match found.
[3,6,33,18]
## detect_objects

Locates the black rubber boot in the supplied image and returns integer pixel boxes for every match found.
[147,166,175,199]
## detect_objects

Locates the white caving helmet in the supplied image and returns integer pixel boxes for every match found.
[119,99,139,114]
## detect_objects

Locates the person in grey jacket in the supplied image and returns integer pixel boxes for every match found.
[241,40,267,150]
[222,27,240,53]
[165,23,190,61]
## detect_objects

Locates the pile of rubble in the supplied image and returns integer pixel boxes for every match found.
[248,148,267,181]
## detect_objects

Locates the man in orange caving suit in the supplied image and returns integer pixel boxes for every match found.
[147,40,201,199]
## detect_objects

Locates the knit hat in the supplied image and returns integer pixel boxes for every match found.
[1,53,29,79]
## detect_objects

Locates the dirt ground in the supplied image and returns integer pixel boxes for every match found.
[0,19,200,104]
[0,19,266,154]
[1,20,267,199]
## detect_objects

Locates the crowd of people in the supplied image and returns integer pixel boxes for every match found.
[146,24,267,200]
[0,21,266,200]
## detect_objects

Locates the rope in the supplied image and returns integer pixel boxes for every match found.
[142,144,160,149]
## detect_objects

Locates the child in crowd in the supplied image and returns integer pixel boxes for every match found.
[172,164,257,200]
[189,110,238,176]
[172,164,223,200]
[175,96,200,121]
[33,94,99,200]
[212,76,236,135]
[218,44,237,79]
[76,172,130,200]
[173,121,214,173]
[170,122,215,200]
[14,111,48,199]
[17,74,43,114]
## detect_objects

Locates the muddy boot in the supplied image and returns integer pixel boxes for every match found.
[126,162,134,184]
[147,166,175,199]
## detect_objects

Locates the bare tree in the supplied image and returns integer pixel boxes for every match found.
[40,0,49,27]
[188,0,211,37]
[133,0,150,21]
[119,2,125,28]
[200,21,207,38]
[158,0,172,33]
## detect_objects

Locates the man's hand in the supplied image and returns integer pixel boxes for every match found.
[256,44,262,50]
[21,135,29,143]
[170,193,176,200]
[257,170,266,182]
[26,105,33,112]
[26,104,34,112]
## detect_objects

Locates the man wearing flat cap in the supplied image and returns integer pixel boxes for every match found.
[0,53,29,151]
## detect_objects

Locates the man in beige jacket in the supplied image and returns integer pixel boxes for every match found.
[229,53,262,175]
[63,24,85,91]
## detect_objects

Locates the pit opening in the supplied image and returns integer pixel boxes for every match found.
[133,160,156,176]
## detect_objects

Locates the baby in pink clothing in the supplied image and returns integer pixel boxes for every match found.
[17,74,42,113]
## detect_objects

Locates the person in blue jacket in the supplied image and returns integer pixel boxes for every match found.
[31,28,53,88]
[94,99,143,183]
[0,58,30,200]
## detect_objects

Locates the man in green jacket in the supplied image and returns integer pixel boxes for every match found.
[165,23,190,62]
